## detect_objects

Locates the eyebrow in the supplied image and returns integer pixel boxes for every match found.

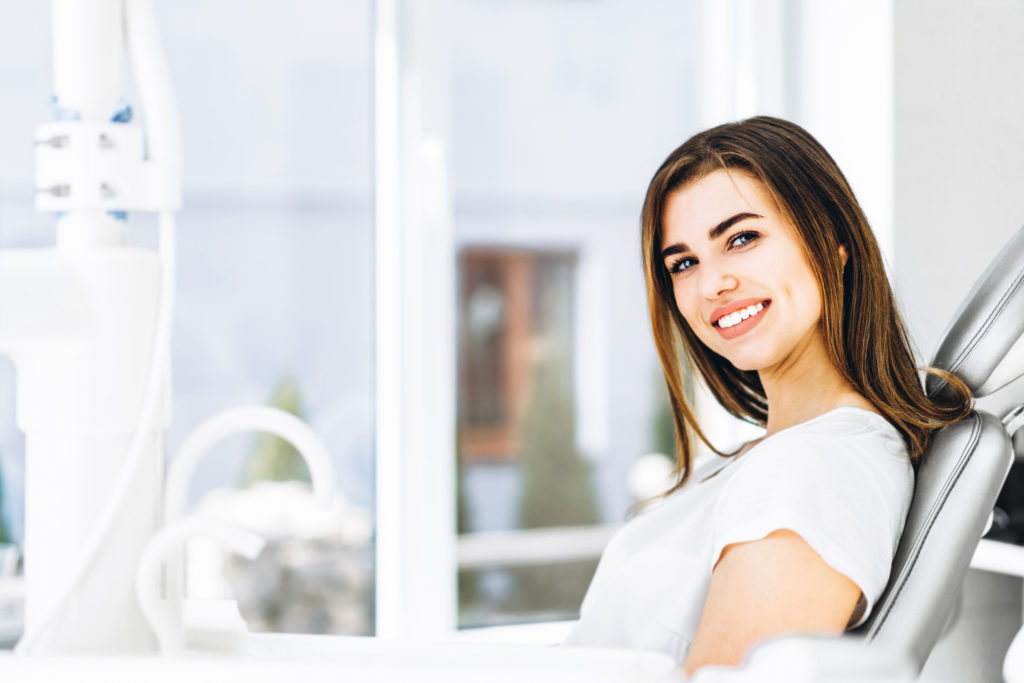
[660,212,763,261]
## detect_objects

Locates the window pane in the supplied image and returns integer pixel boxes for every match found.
[163,0,375,636]
[452,0,701,629]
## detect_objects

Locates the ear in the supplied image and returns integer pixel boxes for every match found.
[838,244,849,268]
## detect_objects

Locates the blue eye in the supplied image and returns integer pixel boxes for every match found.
[729,231,760,248]
[668,256,697,274]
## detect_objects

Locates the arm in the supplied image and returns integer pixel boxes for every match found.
[682,528,862,678]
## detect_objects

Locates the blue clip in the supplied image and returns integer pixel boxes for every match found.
[47,97,134,221]
[110,98,133,123]
[48,94,81,122]
[109,100,133,220]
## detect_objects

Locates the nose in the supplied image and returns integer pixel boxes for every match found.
[698,260,739,302]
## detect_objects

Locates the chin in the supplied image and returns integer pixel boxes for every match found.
[720,352,771,373]
[728,360,763,373]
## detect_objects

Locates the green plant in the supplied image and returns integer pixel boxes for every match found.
[650,357,696,457]
[241,378,312,486]
[508,352,601,616]
[0,458,9,545]
[456,432,472,535]
[517,352,599,529]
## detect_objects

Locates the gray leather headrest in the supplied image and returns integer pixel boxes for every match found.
[927,225,1024,399]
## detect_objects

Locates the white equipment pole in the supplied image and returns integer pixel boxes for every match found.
[5,0,180,653]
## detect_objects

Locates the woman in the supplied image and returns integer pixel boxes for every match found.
[562,116,971,677]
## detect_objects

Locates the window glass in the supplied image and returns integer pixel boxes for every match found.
[452,0,701,629]
[164,0,375,636]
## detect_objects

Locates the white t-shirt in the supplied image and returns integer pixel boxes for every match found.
[562,406,913,663]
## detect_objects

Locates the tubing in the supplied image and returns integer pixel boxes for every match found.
[165,407,336,522]
[123,0,181,170]
[162,406,337,611]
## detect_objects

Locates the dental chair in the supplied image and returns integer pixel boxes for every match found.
[847,224,1024,673]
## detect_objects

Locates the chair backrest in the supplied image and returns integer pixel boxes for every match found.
[850,225,1024,671]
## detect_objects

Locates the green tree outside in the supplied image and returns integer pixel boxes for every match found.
[0,458,9,545]
[241,378,312,486]
[507,351,600,617]
[517,352,600,529]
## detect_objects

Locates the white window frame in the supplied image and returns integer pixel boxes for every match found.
[374,0,457,639]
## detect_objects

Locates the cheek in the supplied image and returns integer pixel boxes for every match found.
[672,283,698,327]
[672,286,715,344]
[789,261,825,323]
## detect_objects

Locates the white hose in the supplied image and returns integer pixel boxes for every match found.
[164,406,337,522]
[15,212,177,655]
[136,516,264,655]
[162,405,337,611]
[124,0,182,171]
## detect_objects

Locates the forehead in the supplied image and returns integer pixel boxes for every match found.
[661,169,774,248]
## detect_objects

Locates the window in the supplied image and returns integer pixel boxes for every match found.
[457,248,593,626]
[450,0,702,631]
[163,0,376,635]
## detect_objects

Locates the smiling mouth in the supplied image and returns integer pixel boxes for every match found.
[713,300,771,329]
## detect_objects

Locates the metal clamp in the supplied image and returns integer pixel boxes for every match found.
[34,121,181,213]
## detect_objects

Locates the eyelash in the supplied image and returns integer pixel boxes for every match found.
[667,231,761,275]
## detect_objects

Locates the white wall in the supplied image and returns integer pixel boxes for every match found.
[792,0,894,266]
[894,0,1024,362]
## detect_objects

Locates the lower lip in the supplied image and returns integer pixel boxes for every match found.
[714,301,771,340]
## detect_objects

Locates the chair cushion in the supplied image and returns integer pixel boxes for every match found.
[853,410,1013,670]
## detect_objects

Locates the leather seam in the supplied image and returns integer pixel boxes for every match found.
[947,264,1024,375]
[864,413,982,640]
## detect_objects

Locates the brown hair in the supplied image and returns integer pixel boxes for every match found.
[641,116,972,495]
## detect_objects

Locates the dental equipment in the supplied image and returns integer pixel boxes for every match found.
[136,517,265,655]
[163,406,337,617]
[165,406,337,523]
[5,0,348,656]
[2,0,349,656]
[7,0,180,654]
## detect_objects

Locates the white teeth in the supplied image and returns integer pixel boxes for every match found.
[717,302,765,329]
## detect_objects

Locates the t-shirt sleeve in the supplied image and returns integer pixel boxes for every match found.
[710,431,913,628]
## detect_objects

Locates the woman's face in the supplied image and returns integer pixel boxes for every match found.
[660,169,841,374]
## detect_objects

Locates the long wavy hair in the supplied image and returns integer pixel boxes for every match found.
[642,116,972,495]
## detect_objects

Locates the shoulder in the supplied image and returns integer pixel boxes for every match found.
[716,409,914,527]
[706,409,915,635]
[734,409,911,483]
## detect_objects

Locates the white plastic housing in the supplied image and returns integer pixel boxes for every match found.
[7,247,169,652]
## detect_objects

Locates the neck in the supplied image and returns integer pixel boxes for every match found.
[758,332,869,436]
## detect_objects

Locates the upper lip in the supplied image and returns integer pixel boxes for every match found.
[710,298,770,325]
